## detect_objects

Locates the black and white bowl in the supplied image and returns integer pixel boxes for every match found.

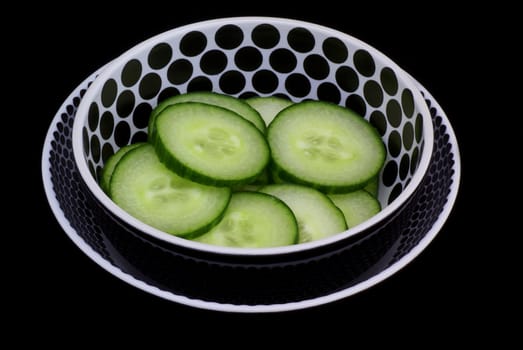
[41,17,461,312]
[71,17,433,259]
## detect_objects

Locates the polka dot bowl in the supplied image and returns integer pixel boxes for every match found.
[72,17,433,261]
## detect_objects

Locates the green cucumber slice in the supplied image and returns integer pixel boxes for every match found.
[109,143,231,237]
[245,96,293,126]
[363,176,379,197]
[328,190,381,228]
[259,184,347,243]
[194,192,298,248]
[152,102,270,186]
[268,101,386,193]
[149,91,266,138]
[100,142,144,193]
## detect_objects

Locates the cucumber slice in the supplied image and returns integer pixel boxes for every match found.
[152,102,270,186]
[259,184,347,243]
[245,96,293,126]
[363,176,379,197]
[272,167,380,197]
[194,192,298,248]
[149,91,266,138]
[109,143,231,237]
[100,143,144,193]
[328,190,381,228]
[268,101,386,193]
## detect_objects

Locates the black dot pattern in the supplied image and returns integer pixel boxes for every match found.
[90,135,100,163]
[252,24,280,48]
[100,111,114,140]
[401,89,415,118]
[363,80,383,107]
[215,24,243,49]
[87,103,99,132]
[180,31,207,56]
[354,49,375,77]
[386,99,402,127]
[158,87,180,102]
[133,103,153,129]
[304,54,329,80]
[235,47,262,72]
[148,43,173,70]
[370,110,387,136]
[285,73,311,97]
[323,37,348,63]
[270,49,297,73]
[139,73,161,99]
[287,27,315,53]
[317,82,341,104]
[46,81,112,262]
[388,91,456,265]
[336,66,359,92]
[345,94,366,116]
[101,79,117,108]
[399,154,410,180]
[121,59,142,87]
[380,67,398,96]
[101,143,114,163]
[201,50,228,74]
[168,59,193,85]
[187,76,213,92]
[114,120,130,147]
[387,130,402,158]
[402,122,414,150]
[219,70,245,94]
[45,69,456,307]
[131,131,148,143]
[116,90,135,118]
[383,160,398,187]
[253,70,279,94]
[80,19,428,209]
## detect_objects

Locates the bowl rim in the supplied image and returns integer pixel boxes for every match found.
[72,16,434,256]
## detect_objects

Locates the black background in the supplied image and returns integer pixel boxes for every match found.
[17,3,505,338]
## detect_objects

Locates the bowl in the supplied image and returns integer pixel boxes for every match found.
[45,68,458,310]
[72,17,433,260]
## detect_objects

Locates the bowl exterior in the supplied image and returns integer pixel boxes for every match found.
[48,71,454,305]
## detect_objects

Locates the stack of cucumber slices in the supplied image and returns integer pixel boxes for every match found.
[101,92,386,248]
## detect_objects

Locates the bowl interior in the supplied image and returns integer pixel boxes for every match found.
[74,17,433,254]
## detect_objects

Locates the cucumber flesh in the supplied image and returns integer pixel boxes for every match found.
[272,162,381,198]
[363,176,379,197]
[100,143,144,193]
[152,102,270,186]
[268,101,385,193]
[245,96,293,126]
[109,143,231,237]
[328,190,381,228]
[259,184,347,243]
[194,192,298,248]
[100,93,387,249]
[149,91,266,138]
